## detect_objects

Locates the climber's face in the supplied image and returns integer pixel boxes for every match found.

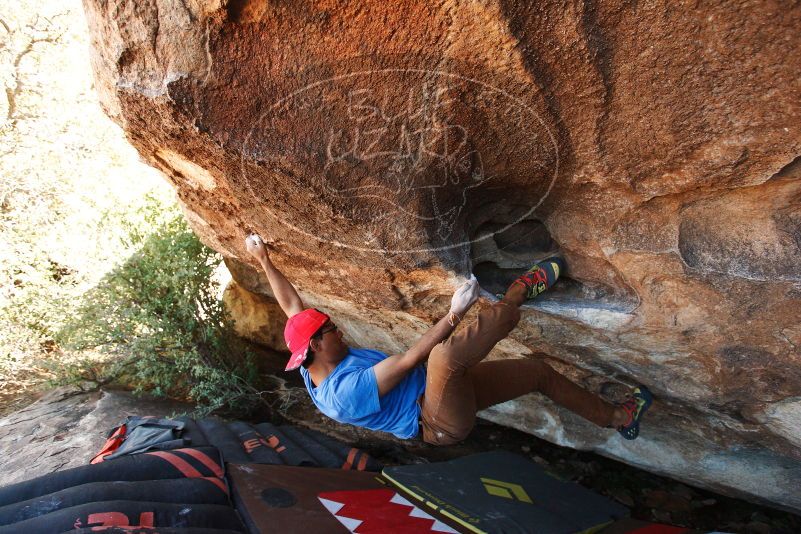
[308,320,349,363]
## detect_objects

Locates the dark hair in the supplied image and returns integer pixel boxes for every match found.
[301,325,325,369]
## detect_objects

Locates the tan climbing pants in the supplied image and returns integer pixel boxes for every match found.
[420,301,617,446]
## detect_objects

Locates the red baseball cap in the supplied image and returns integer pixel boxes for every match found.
[284,308,330,371]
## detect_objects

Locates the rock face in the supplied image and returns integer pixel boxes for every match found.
[222,276,288,352]
[0,388,192,485]
[83,0,801,511]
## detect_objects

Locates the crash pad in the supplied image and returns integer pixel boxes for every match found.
[382,450,629,534]
[228,463,461,533]
[0,447,225,508]
[0,478,229,526]
[0,500,245,533]
[181,418,382,471]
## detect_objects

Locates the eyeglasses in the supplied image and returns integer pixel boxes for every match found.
[317,323,338,337]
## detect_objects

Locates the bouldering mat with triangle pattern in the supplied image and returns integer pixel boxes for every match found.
[227,463,462,534]
[382,450,629,534]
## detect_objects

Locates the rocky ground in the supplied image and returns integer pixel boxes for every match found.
[0,387,193,485]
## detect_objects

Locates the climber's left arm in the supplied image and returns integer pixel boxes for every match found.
[373,313,457,396]
[372,277,479,396]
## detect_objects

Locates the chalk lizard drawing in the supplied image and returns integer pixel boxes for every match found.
[241,68,559,255]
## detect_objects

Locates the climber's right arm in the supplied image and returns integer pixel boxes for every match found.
[245,236,304,318]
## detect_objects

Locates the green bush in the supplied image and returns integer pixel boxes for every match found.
[56,195,261,416]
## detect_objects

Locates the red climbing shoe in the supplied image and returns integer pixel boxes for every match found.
[509,255,566,300]
[617,385,653,440]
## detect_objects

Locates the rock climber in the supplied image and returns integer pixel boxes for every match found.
[244,233,652,445]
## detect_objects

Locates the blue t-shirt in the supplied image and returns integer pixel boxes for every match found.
[300,347,426,439]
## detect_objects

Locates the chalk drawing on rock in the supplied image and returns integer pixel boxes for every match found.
[241,67,559,255]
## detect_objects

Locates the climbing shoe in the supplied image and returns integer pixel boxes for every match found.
[508,255,566,300]
[617,385,653,440]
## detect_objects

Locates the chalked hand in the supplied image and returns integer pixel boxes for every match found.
[449,274,480,317]
[245,233,268,261]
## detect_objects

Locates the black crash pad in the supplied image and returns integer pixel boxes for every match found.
[382,450,629,534]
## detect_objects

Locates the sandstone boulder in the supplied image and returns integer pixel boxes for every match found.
[82,0,801,512]
[222,276,288,352]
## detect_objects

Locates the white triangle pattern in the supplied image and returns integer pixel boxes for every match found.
[388,491,458,533]
[319,496,364,533]
[318,497,345,515]
[408,506,433,519]
[319,492,458,534]
[336,515,364,532]
[431,520,459,533]
[390,493,414,507]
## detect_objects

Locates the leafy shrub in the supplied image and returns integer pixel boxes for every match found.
[56,195,261,416]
